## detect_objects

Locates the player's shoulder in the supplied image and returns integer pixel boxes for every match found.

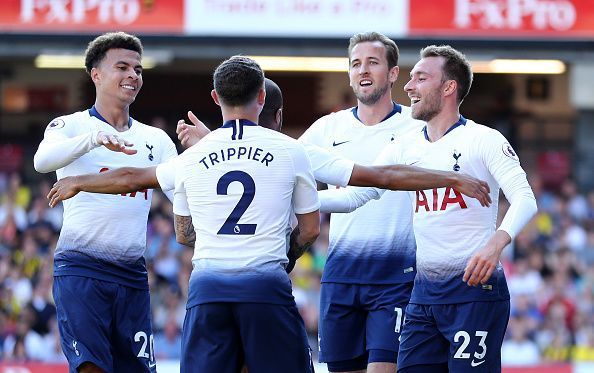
[464,118,506,141]
[259,127,305,151]
[313,107,357,127]
[45,110,91,131]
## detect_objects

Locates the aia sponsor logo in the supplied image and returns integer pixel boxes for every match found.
[415,187,468,212]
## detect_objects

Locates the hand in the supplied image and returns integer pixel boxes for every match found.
[454,174,491,207]
[96,131,137,155]
[47,177,80,207]
[285,227,311,274]
[176,111,211,148]
[463,230,510,286]
[286,251,298,274]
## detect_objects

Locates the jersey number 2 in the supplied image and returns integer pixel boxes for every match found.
[217,170,256,235]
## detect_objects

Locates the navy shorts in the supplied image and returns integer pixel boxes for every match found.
[181,302,314,373]
[53,276,156,373]
[397,300,510,372]
[318,282,413,365]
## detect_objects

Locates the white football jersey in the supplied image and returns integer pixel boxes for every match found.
[323,117,530,303]
[299,104,424,284]
[36,109,177,268]
[156,119,319,306]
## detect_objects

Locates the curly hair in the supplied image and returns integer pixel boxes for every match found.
[84,31,143,75]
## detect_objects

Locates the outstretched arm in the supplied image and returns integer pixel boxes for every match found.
[35,130,136,173]
[351,164,492,207]
[47,166,158,207]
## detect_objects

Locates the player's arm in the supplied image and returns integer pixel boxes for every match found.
[463,175,536,286]
[286,210,320,273]
[34,119,136,173]
[174,214,195,247]
[286,142,322,273]
[463,135,537,286]
[303,142,490,206]
[351,164,491,207]
[47,167,158,207]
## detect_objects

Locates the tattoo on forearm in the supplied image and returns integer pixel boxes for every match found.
[175,215,196,247]
[288,228,314,259]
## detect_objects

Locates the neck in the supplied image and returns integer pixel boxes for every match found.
[426,106,461,142]
[220,106,260,124]
[93,99,130,131]
[356,94,394,126]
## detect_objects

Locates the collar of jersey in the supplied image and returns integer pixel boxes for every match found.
[351,101,401,124]
[221,119,258,128]
[221,119,258,140]
[89,106,132,129]
[422,115,467,141]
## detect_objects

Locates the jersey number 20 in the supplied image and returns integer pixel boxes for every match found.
[217,170,256,235]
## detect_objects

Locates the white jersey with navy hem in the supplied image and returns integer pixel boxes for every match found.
[299,105,423,284]
[371,118,528,303]
[35,109,177,287]
[156,119,320,306]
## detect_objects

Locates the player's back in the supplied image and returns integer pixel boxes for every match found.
[175,120,319,307]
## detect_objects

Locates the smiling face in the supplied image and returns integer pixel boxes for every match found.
[348,41,398,106]
[404,56,448,122]
[92,48,143,106]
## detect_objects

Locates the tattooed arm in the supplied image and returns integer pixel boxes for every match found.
[286,210,320,273]
[174,214,196,247]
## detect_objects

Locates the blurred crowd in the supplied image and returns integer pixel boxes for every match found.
[1,166,594,366]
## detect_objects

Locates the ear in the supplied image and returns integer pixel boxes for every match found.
[388,65,399,84]
[443,80,457,98]
[257,87,266,106]
[211,89,221,106]
[275,108,283,128]
[90,67,100,84]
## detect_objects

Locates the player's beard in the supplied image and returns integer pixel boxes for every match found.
[411,89,443,122]
[354,81,390,106]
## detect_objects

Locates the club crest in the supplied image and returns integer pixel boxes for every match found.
[146,143,154,161]
[452,150,462,171]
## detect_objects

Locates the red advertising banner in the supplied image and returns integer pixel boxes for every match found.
[0,0,184,33]
[410,0,594,38]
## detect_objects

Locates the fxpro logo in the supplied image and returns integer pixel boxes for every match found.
[454,0,577,31]
[20,0,144,24]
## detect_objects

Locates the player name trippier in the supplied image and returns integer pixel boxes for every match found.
[198,146,274,170]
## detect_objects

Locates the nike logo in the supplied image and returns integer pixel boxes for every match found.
[332,140,350,146]
[148,361,157,369]
[471,359,485,367]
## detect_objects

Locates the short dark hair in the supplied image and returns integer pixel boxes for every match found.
[259,78,283,129]
[348,32,399,69]
[213,56,264,107]
[84,31,143,75]
[420,45,473,103]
